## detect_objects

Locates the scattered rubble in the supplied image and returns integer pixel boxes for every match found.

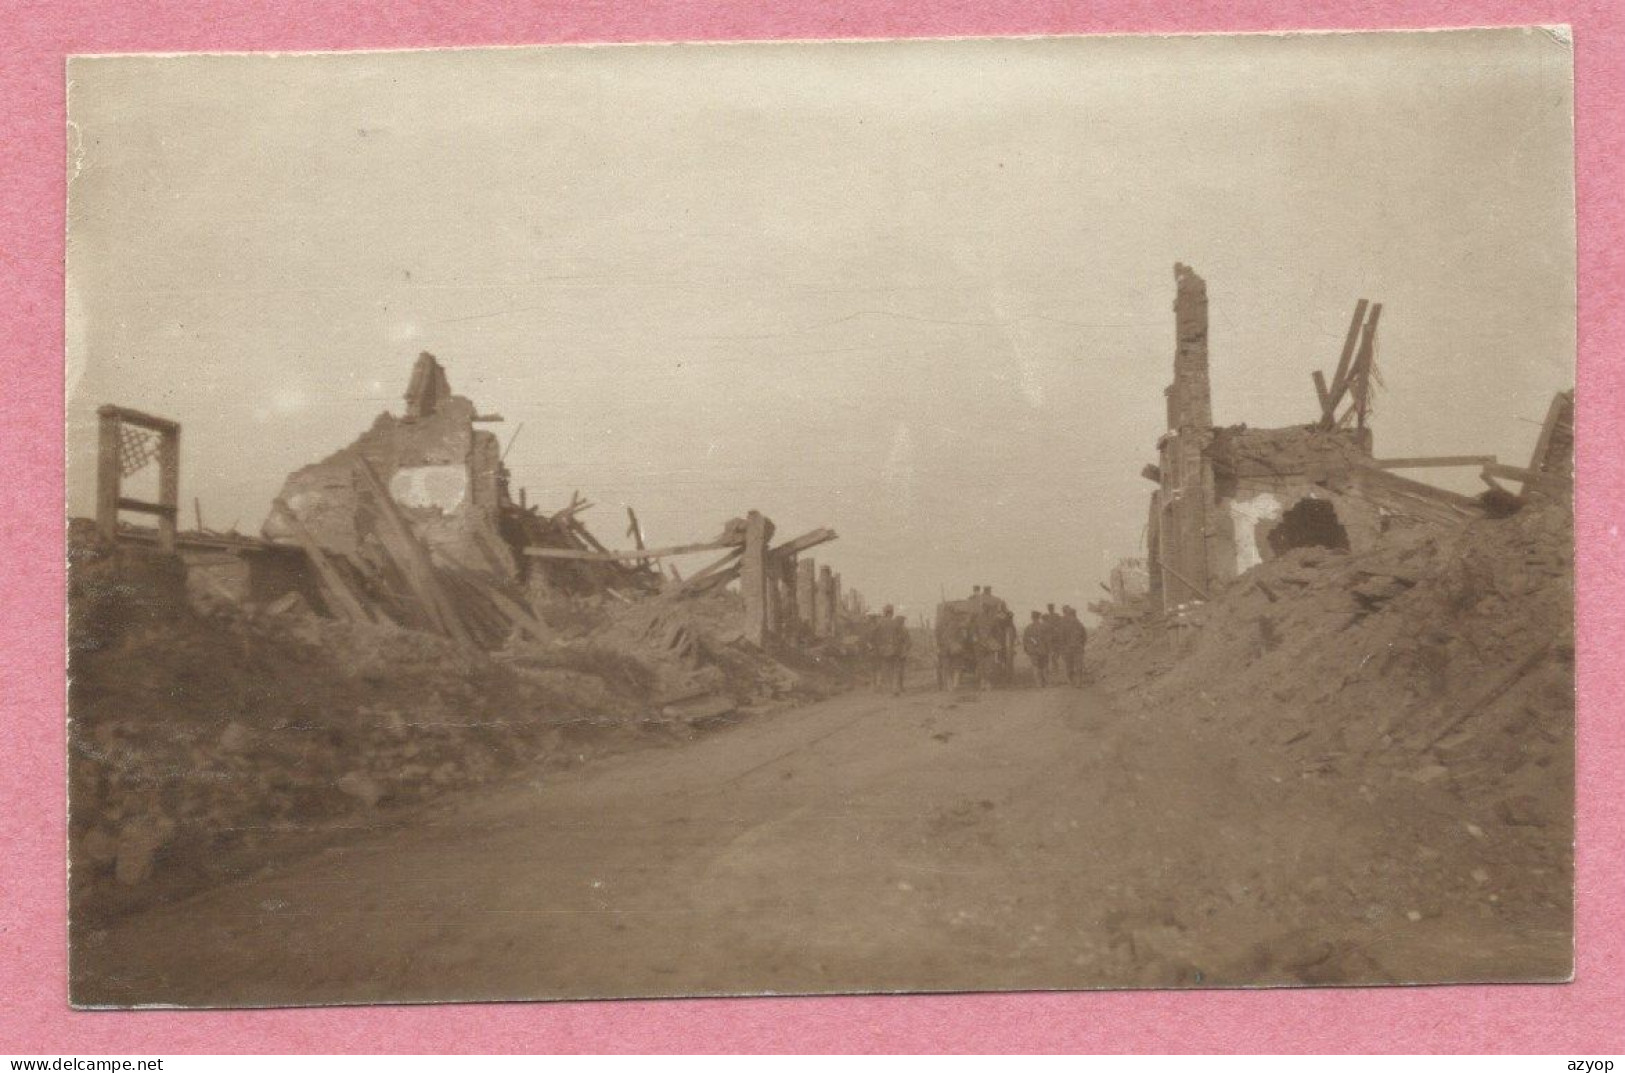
[1090,502,1574,953]
[67,518,850,921]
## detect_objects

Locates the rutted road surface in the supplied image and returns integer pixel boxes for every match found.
[74,675,1564,1006]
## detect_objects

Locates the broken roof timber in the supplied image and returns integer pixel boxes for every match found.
[524,538,735,562]
[1335,463,1482,527]
[768,527,838,560]
[1373,455,1497,470]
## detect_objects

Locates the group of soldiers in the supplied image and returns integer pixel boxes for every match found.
[863,604,912,696]
[857,587,1090,696]
[926,585,1089,691]
[1020,602,1089,688]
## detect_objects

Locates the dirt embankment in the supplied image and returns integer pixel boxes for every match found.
[67,540,849,923]
[1089,503,1575,971]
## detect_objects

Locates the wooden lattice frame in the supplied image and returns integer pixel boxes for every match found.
[96,405,181,552]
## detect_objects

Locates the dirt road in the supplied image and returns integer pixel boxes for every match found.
[73,673,1569,1006]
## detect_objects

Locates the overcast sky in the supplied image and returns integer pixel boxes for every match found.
[66,29,1574,620]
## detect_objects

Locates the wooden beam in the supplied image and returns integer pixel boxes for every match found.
[1526,391,1574,475]
[550,499,593,524]
[741,511,772,647]
[115,497,178,518]
[524,539,733,562]
[626,508,646,551]
[270,498,372,625]
[1483,461,1570,499]
[96,403,179,435]
[355,459,476,647]
[1140,463,1162,484]
[95,409,121,545]
[474,579,548,643]
[681,562,739,595]
[1374,455,1497,470]
[1158,559,1209,602]
[1349,303,1382,430]
[1321,299,1370,427]
[1312,370,1331,412]
[1338,464,1482,527]
[156,422,180,553]
[767,527,838,560]
[796,557,817,628]
[671,546,744,596]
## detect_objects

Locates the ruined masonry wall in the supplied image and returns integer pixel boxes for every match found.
[263,395,515,579]
[1209,477,1385,580]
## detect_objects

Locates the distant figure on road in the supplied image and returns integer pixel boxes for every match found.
[872,604,911,696]
[859,612,882,689]
[1022,610,1050,688]
[1058,605,1089,688]
[1040,603,1062,685]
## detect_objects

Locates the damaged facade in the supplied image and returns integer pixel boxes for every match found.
[245,352,862,651]
[1147,265,1380,609]
[1139,264,1564,613]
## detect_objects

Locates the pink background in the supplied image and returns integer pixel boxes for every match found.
[3,0,1621,1054]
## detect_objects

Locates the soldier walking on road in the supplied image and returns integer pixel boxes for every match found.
[872,604,911,696]
[1058,605,1089,688]
[1041,603,1062,686]
[1022,611,1050,688]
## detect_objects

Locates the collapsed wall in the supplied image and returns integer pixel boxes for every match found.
[256,353,663,645]
[266,352,513,578]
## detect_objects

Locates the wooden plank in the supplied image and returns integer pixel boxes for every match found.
[1350,463,1481,511]
[670,546,743,597]
[1526,391,1574,475]
[1321,298,1370,426]
[156,424,180,554]
[767,527,838,560]
[355,458,476,647]
[1340,464,1482,527]
[455,570,548,644]
[1374,455,1497,470]
[97,403,180,434]
[1349,303,1382,430]
[565,515,612,555]
[741,511,772,647]
[96,410,122,545]
[524,539,733,562]
[1483,461,1570,498]
[796,557,816,627]
[1158,559,1209,602]
[115,497,179,518]
[1425,641,1553,748]
[270,498,373,625]
[551,499,593,523]
[682,563,740,596]
[1312,370,1331,411]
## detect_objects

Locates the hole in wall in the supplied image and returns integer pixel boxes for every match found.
[1266,497,1350,557]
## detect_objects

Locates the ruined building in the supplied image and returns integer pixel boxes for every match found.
[1138,264,1555,612]
[1146,265,1383,609]
[260,353,662,644]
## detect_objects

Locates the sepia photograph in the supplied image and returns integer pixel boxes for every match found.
[64,28,1576,1007]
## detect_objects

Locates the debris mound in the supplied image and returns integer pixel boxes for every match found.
[1091,501,1574,939]
[66,531,832,922]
